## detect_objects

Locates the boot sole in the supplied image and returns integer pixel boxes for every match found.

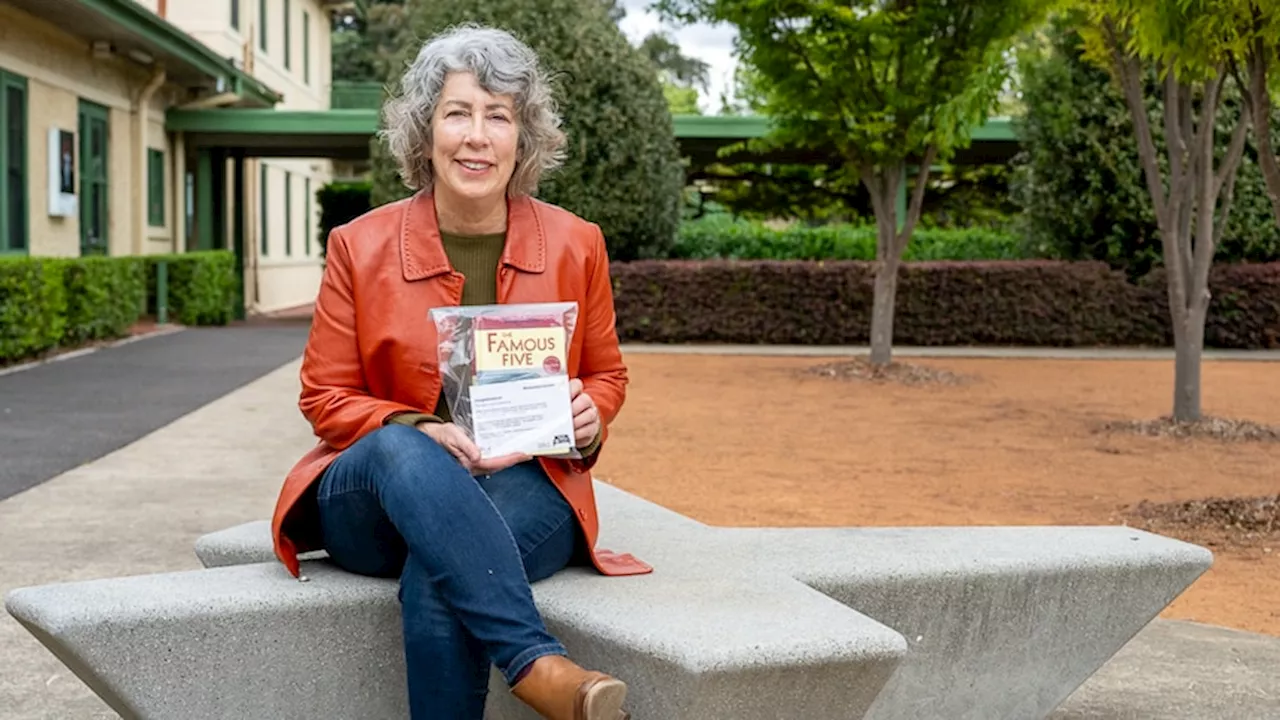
[577,676,629,720]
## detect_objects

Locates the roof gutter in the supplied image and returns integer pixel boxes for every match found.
[74,0,282,107]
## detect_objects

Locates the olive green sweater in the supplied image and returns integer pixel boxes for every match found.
[386,231,602,455]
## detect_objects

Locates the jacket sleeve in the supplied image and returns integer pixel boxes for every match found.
[298,228,424,450]
[571,225,628,470]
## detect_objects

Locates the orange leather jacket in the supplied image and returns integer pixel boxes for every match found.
[270,191,652,579]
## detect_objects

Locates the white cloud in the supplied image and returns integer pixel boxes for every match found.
[615,1,740,113]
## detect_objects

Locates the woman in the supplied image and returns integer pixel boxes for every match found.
[268,24,651,720]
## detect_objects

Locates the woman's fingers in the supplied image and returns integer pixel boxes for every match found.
[573,403,598,429]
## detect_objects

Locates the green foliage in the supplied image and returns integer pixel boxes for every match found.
[317,181,374,258]
[59,257,147,344]
[1016,10,1280,277]
[659,0,1048,173]
[610,259,1280,348]
[372,0,686,261]
[672,215,1026,261]
[0,257,67,363]
[145,252,238,326]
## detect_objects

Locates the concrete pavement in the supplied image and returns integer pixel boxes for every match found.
[1,339,1278,718]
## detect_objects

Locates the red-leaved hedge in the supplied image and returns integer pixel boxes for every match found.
[609,260,1280,348]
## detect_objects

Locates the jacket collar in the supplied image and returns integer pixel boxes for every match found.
[400,191,546,281]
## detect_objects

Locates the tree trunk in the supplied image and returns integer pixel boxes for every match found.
[869,245,900,366]
[1171,306,1206,421]
[861,151,934,367]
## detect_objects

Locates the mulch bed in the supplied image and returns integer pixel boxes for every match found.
[801,357,971,386]
[1097,416,1280,442]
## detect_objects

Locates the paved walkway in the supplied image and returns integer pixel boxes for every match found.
[0,323,311,502]
[1,332,1279,718]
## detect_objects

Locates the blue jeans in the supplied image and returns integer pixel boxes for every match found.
[315,424,580,719]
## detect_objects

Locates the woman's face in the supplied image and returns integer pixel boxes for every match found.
[430,71,520,206]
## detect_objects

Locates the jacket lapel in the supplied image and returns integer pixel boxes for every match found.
[400,191,547,285]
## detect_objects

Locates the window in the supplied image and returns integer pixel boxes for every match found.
[302,11,310,85]
[147,148,165,227]
[231,0,239,30]
[283,0,291,70]
[259,163,268,256]
[0,70,27,253]
[258,0,268,52]
[284,171,292,256]
[304,176,311,255]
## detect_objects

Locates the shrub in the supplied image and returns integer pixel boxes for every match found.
[610,260,1280,349]
[0,257,67,362]
[370,0,685,261]
[316,180,373,258]
[672,215,1027,261]
[145,251,238,326]
[59,257,147,344]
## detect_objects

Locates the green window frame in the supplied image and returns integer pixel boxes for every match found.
[259,0,268,52]
[259,163,268,256]
[283,0,291,70]
[284,170,292,256]
[1,69,28,254]
[304,176,311,255]
[147,148,165,227]
[302,11,310,85]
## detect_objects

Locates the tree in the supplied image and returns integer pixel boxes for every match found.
[1010,13,1280,278]
[639,31,711,113]
[1073,0,1264,421]
[331,0,406,83]
[656,0,1051,365]
[371,0,686,260]
[1229,2,1280,226]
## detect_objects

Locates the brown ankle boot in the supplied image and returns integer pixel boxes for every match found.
[510,655,630,720]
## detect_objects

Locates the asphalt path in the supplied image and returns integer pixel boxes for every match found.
[0,323,311,502]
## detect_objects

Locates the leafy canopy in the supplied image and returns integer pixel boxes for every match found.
[656,0,1049,170]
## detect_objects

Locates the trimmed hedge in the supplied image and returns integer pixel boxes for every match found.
[0,257,68,362]
[673,215,1027,261]
[611,260,1280,348]
[145,252,238,326]
[60,257,147,344]
[1,250,238,365]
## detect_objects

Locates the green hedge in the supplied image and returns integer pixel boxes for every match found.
[316,180,373,259]
[673,215,1026,261]
[60,257,148,344]
[144,252,238,326]
[0,250,237,365]
[610,260,1280,348]
[0,257,68,362]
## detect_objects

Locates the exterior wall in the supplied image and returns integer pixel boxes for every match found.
[3,0,334,313]
[162,0,334,312]
[0,3,179,259]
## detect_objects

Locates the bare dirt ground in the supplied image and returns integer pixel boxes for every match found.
[595,353,1280,636]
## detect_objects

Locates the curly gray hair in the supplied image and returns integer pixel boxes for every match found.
[380,25,566,197]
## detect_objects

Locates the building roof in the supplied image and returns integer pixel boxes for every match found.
[7,0,281,107]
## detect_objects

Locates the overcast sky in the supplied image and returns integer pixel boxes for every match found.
[615,0,739,113]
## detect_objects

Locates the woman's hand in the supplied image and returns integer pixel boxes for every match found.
[416,421,530,475]
[569,378,600,449]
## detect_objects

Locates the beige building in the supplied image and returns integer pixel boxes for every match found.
[0,0,340,314]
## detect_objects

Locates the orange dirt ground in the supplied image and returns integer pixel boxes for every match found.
[594,353,1280,637]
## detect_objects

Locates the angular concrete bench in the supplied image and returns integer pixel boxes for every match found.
[6,482,1211,719]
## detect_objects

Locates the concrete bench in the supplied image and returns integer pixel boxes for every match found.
[6,481,1211,719]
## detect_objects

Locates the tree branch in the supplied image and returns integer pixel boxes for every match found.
[1103,18,1168,224]
[895,144,937,254]
[1244,37,1280,225]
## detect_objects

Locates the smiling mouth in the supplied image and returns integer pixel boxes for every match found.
[457,160,491,172]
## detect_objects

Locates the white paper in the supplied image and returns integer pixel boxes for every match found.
[469,374,576,459]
